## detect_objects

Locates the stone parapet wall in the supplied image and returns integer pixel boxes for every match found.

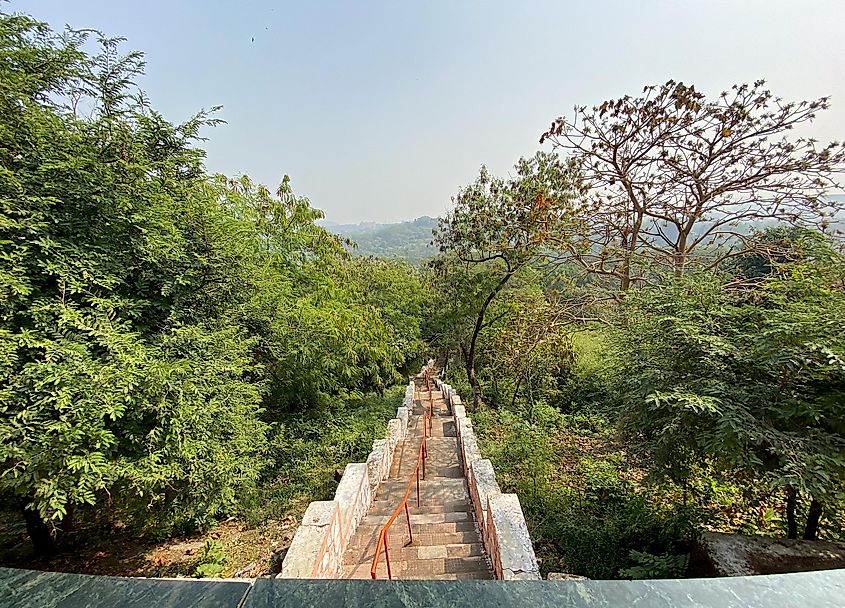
[279,380,414,579]
[435,377,541,580]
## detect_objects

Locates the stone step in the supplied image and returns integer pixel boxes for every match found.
[401,436,458,450]
[348,555,490,578]
[390,465,463,479]
[378,476,467,491]
[344,541,485,565]
[374,490,469,506]
[388,437,458,470]
[353,541,485,562]
[352,521,478,540]
[367,501,472,516]
[343,568,491,580]
[346,527,480,556]
[402,572,492,580]
[364,510,471,526]
[376,478,469,503]
[406,417,453,436]
[411,405,452,418]
[390,457,462,478]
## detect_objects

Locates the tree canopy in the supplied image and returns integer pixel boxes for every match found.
[0,14,427,554]
[540,80,845,290]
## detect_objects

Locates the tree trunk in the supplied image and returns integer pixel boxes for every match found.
[674,229,690,278]
[786,486,798,539]
[510,375,523,409]
[465,269,515,409]
[525,370,535,420]
[618,193,644,292]
[803,498,823,540]
[20,500,54,557]
[467,361,483,410]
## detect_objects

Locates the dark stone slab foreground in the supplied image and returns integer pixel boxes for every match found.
[246,570,845,608]
[4,566,845,607]
[0,567,250,608]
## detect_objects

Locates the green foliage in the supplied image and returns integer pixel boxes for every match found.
[194,539,227,578]
[430,152,581,406]
[241,387,402,526]
[609,233,845,534]
[0,13,426,552]
[618,550,689,580]
[473,404,698,579]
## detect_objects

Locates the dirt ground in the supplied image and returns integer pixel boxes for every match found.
[0,515,299,579]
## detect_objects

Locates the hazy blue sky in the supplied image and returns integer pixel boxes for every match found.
[14,1,845,223]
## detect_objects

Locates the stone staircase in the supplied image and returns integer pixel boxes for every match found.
[341,379,493,579]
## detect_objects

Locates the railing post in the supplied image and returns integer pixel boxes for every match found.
[422,439,427,481]
[384,531,392,580]
[404,501,413,545]
[415,467,420,506]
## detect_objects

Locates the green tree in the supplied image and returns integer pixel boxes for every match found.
[0,15,271,552]
[433,151,580,407]
[609,231,845,540]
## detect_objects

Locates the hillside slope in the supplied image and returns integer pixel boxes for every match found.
[325,217,438,264]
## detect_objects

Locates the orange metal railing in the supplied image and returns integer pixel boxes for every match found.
[370,373,435,579]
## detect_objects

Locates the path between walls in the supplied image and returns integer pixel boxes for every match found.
[279,369,540,580]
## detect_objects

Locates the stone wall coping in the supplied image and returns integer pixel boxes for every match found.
[450,384,542,581]
[489,493,541,580]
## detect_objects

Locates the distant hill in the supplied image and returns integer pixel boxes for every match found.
[323,216,438,264]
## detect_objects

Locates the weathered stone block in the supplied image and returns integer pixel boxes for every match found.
[489,493,541,580]
[301,501,337,527]
[386,419,401,453]
[334,463,369,542]
[366,440,387,492]
[469,459,500,537]
[396,406,409,436]
[440,383,451,405]
[452,404,466,420]
[460,432,482,471]
[280,525,326,578]
[457,416,473,438]
[279,501,341,579]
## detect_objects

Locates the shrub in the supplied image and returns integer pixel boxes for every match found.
[619,550,690,580]
[194,539,227,578]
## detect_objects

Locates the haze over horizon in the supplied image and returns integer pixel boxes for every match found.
[16,0,845,224]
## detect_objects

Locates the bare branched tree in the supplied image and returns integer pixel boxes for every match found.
[541,80,845,290]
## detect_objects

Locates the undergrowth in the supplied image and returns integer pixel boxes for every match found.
[239,386,402,526]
